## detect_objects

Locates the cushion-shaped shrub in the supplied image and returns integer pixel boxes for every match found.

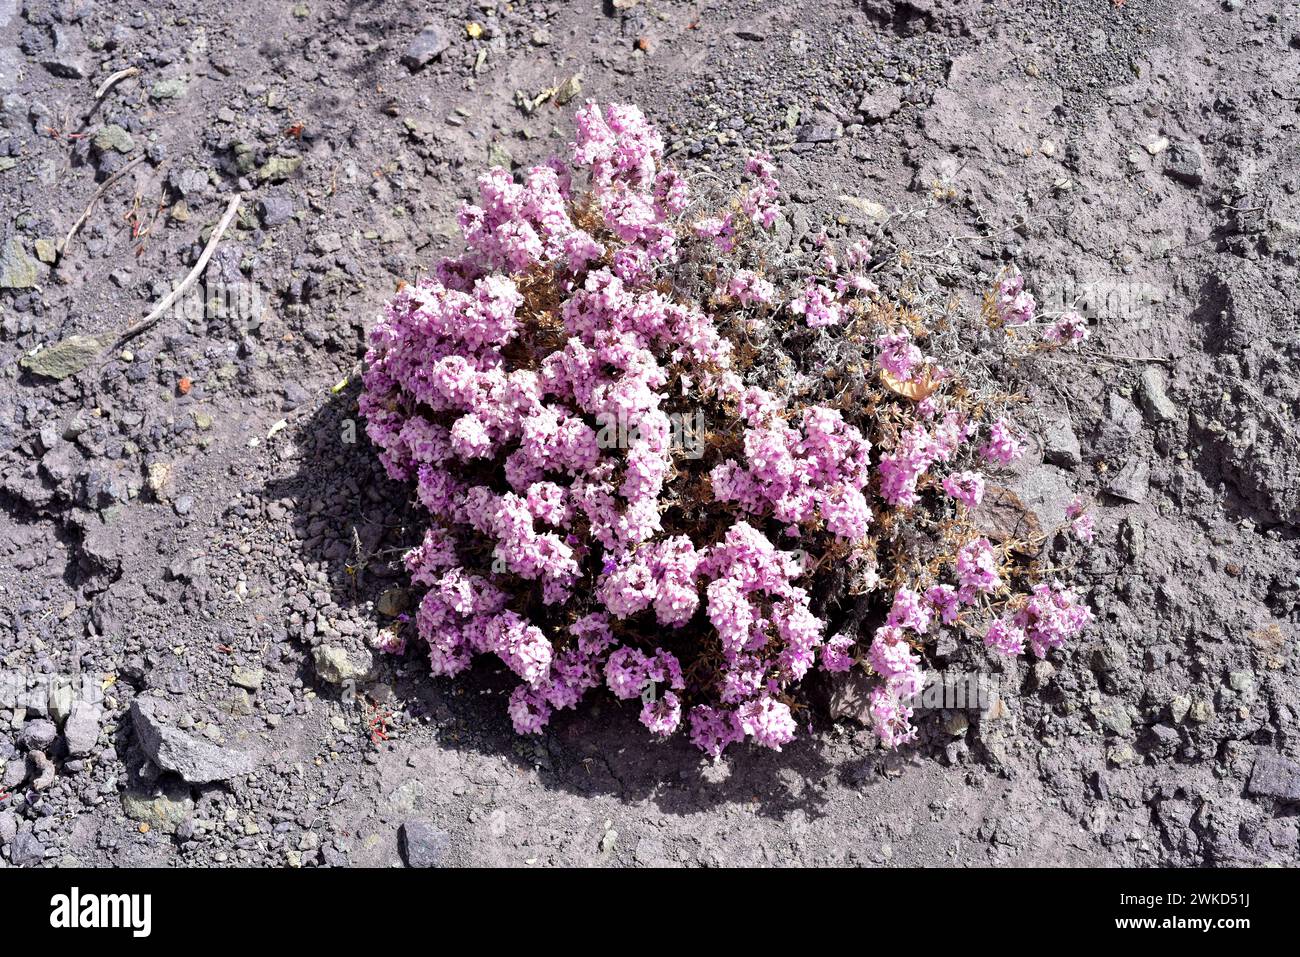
[361,102,1091,756]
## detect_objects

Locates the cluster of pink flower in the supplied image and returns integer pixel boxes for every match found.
[980,417,1027,466]
[1067,495,1095,542]
[877,330,923,379]
[877,412,977,508]
[994,268,1091,347]
[741,154,781,229]
[788,280,843,328]
[854,539,990,743]
[995,268,1037,325]
[722,269,777,307]
[364,102,829,753]
[983,582,1093,659]
[692,153,782,254]
[710,392,874,541]
[865,590,931,746]
[363,102,1092,758]
[942,470,985,509]
[1044,312,1090,345]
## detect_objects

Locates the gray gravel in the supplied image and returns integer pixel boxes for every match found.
[0,0,1296,868]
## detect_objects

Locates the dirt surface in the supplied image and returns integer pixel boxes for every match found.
[1,0,1298,868]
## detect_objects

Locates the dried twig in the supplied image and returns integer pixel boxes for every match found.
[112,194,242,347]
[1081,350,1175,366]
[58,154,147,261]
[93,66,140,102]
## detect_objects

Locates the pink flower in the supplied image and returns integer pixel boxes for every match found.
[984,618,1026,656]
[942,470,985,509]
[869,686,917,748]
[363,101,1093,756]
[508,685,552,734]
[789,281,842,328]
[876,330,923,379]
[984,584,1091,659]
[887,587,933,633]
[724,269,777,306]
[403,527,458,587]
[878,425,941,508]
[821,633,856,672]
[693,215,736,252]
[869,626,924,699]
[980,417,1025,466]
[867,618,927,748]
[737,696,797,750]
[689,705,745,758]
[572,102,663,188]
[820,484,873,540]
[1066,495,1094,542]
[653,168,690,215]
[741,153,782,228]
[956,537,1002,602]
[640,690,683,736]
[1019,582,1092,658]
[604,646,649,700]
[995,269,1036,325]
[712,408,872,538]
[370,628,407,656]
[926,584,961,624]
[1044,312,1089,345]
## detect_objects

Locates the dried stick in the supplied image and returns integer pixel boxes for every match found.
[112,195,242,347]
[1081,350,1175,366]
[93,66,140,102]
[58,154,146,260]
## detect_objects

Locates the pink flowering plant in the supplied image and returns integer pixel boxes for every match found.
[360,102,1093,758]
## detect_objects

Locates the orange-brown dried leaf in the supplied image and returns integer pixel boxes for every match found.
[880,368,941,401]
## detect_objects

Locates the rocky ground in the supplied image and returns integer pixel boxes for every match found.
[1,0,1298,869]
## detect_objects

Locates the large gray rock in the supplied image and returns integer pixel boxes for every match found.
[1094,393,1143,457]
[1163,141,1204,186]
[63,702,102,757]
[1105,456,1150,504]
[1248,752,1300,802]
[1,758,26,789]
[312,643,372,685]
[122,782,194,834]
[257,192,295,227]
[972,485,1044,553]
[857,88,902,123]
[1043,418,1082,468]
[796,121,841,143]
[41,26,87,79]
[131,695,260,783]
[8,829,45,866]
[0,237,39,289]
[18,718,57,751]
[399,820,451,867]
[20,334,103,380]
[1138,367,1179,424]
[402,23,451,71]
[1011,465,1073,530]
[825,669,874,726]
[974,466,1073,554]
